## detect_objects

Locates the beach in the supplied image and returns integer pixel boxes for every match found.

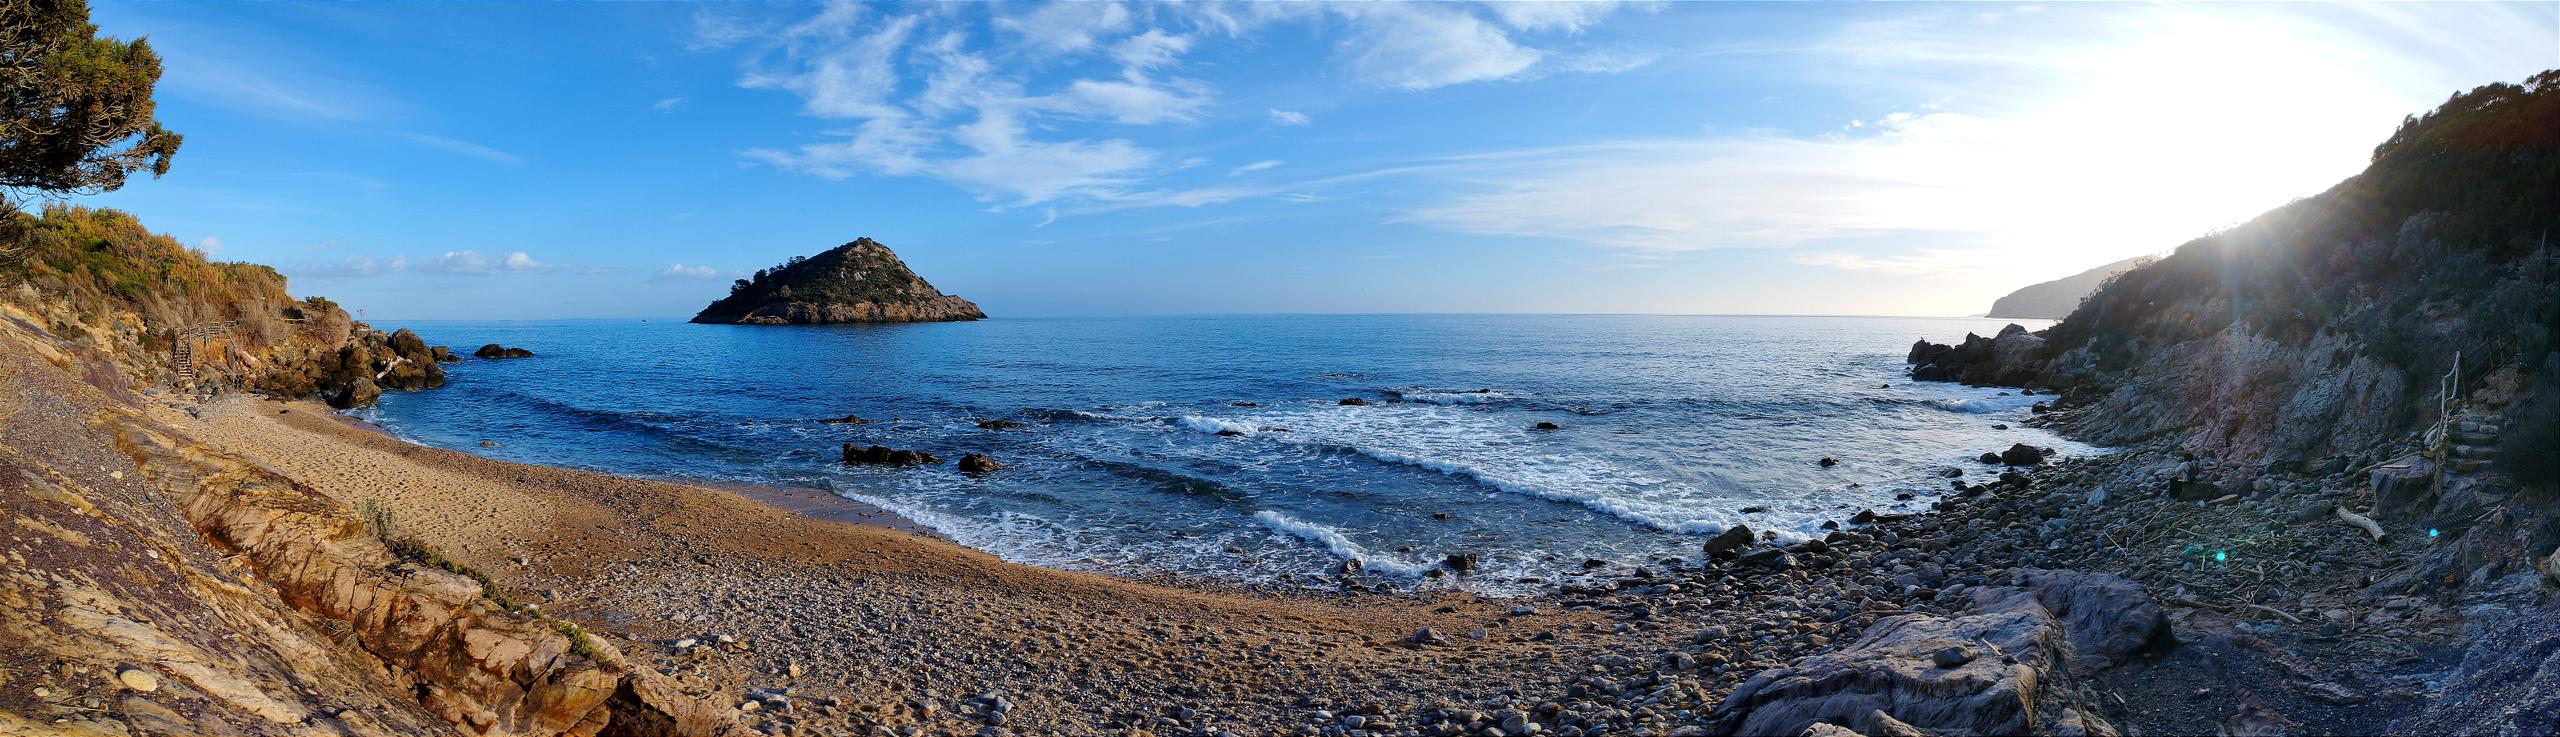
[153,394,1673,734]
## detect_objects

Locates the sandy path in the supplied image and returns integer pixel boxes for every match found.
[155,395,1624,735]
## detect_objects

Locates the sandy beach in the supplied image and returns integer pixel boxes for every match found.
[152,395,1657,735]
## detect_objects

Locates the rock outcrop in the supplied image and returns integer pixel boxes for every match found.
[474,343,535,359]
[1907,323,2048,386]
[1706,569,2163,737]
[691,237,984,325]
[0,266,734,736]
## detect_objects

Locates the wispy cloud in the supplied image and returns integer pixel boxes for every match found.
[651,96,688,113]
[385,132,523,166]
[414,250,551,275]
[723,1,1640,210]
[1227,160,1282,175]
[288,254,408,280]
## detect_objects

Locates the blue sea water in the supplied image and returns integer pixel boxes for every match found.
[360,314,2092,593]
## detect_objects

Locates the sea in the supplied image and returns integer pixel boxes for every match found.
[356,314,2095,595]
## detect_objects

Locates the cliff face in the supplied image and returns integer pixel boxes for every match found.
[0,205,447,407]
[690,238,984,325]
[1910,71,2560,476]
[1985,256,2154,320]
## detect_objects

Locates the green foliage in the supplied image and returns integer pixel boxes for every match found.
[357,497,396,543]
[1,204,325,346]
[551,619,599,658]
[0,0,183,202]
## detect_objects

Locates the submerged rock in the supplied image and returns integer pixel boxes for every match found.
[473,343,535,359]
[957,453,1001,473]
[842,444,941,466]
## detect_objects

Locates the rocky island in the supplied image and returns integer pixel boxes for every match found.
[690,238,985,325]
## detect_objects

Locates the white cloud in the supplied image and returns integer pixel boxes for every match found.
[1110,29,1192,70]
[1488,1,1625,33]
[386,132,523,165]
[994,1,1133,55]
[652,263,727,281]
[743,12,919,119]
[415,250,551,276]
[1228,160,1282,175]
[652,97,687,113]
[195,237,223,256]
[1397,2,2560,283]
[1268,108,1311,126]
[1333,3,1543,90]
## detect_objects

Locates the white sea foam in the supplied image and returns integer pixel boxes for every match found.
[1935,395,2043,414]
[1252,510,1432,576]
[1176,415,1258,436]
[1398,390,1510,405]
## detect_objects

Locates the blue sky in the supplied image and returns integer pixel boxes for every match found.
[74,1,2560,320]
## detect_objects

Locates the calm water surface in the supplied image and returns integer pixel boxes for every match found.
[362,314,2091,593]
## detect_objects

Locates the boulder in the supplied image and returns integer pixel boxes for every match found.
[957,453,1001,473]
[2008,569,2172,674]
[976,419,1027,430]
[1443,553,1478,573]
[1534,421,1562,430]
[1338,397,1372,406]
[2000,443,2045,466]
[1979,452,2004,464]
[474,344,534,359]
[1706,571,2152,737]
[842,444,941,466]
[1704,525,1755,559]
[329,377,381,409]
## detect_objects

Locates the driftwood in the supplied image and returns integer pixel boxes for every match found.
[2333,506,2386,542]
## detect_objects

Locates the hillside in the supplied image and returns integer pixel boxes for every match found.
[690,238,985,325]
[0,204,446,406]
[1985,256,2154,319]
[1905,70,2560,734]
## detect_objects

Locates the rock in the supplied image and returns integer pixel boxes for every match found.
[429,345,456,363]
[1704,525,1755,559]
[1443,553,1478,573]
[1930,646,1974,668]
[2009,569,2172,673]
[691,237,985,324]
[1534,421,1562,430]
[1214,429,1244,437]
[2168,477,2221,501]
[2000,443,2045,466]
[975,419,1026,430]
[1338,397,1372,406]
[957,453,1001,473]
[819,414,871,425]
[117,667,159,692]
[1337,559,1363,575]
[328,377,381,409]
[1980,452,2004,464]
[843,444,941,466]
[1819,457,1840,467]
[473,343,535,359]
[1407,627,1446,646]
[1739,549,1795,570]
[1705,586,2062,737]
[2542,548,2560,587]
[1799,723,1861,737]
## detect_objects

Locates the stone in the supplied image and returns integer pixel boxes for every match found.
[819,414,871,425]
[975,419,1026,430]
[116,667,158,692]
[1980,452,2004,465]
[472,344,535,359]
[328,377,381,409]
[1339,397,1372,406]
[2009,569,2172,674]
[1930,646,1974,668]
[957,453,1001,473]
[1819,457,1839,467]
[2000,444,2045,466]
[1534,422,1562,430]
[1704,525,1755,559]
[1443,553,1479,573]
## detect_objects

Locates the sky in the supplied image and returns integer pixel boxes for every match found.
[69,1,2560,320]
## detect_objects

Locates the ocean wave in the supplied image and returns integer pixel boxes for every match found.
[1175,415,1259,435]
[1335,443,1735,535]
[1933,394,2043,414]
[1252,510,1432,576]
[1391,389,1510,405]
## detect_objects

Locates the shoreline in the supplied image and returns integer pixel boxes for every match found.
[143,390,2486,736]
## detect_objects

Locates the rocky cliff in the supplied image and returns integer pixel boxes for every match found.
[1986,256,2154,319]
[0,205,448,408]
[0,209,735,735]
[690,238,984,325]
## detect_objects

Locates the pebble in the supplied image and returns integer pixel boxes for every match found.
[117,669,158,692]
